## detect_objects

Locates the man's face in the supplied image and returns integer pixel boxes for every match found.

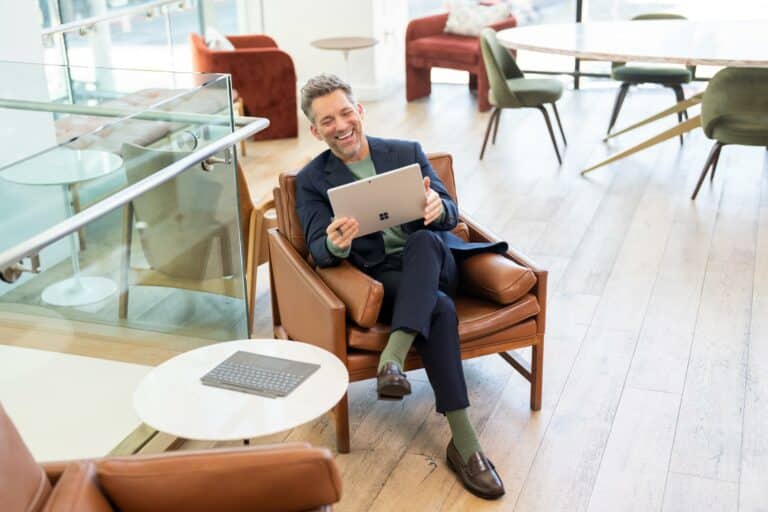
[309,89,367,162]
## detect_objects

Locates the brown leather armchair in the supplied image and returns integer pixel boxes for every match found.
[0,403,342,512]
[406,13,517,112]
[268,153,547,453]
[190,33,297,140]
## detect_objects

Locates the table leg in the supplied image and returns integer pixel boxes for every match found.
[603,92,704,142]
[342,49,351,82]
[40,184,117,306]
[582,115,702,175]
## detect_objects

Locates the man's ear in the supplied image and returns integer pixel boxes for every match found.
[309,124,323,141]
[357,103,365,118]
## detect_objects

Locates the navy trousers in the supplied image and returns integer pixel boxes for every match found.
[367,230,469,413]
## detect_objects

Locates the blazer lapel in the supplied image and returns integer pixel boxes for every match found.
[323,152,357,189]
[368,137,398,174]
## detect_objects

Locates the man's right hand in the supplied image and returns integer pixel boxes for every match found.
[326,217,359,250]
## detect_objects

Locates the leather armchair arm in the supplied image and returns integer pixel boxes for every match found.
[41,460,71,486]
[268,229,347,357]
[460,212,547,333]
[406,13,449,42]
[317,260,384,328]
[227,34,278,49]
[488,15,517,32]
[93,444,341,512]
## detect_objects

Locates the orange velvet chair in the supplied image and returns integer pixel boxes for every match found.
[190,33,297,141]
[405,12,517,112]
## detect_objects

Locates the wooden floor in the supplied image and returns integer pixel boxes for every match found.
[217,81,768,512]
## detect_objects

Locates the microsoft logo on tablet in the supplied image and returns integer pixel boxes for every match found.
[379,212,389,221]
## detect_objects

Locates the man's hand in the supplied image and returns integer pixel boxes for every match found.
[423,177,444,225]
[326,217,359,250]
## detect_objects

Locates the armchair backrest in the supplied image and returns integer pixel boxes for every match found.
[0,403,51,512]
[274,152,459,259]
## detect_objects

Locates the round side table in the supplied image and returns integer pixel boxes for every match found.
[0,148,123,306]
[133,339,349,442]
[311,37,379,81]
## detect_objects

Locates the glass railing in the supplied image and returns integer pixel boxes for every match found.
[0,61,268,460]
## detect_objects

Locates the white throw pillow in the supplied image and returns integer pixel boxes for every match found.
[205,26,234,50]
[444,1,511,37]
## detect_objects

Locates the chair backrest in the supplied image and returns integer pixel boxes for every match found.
[701,67,768,138]
[274,153,458,260]
[480,28,523,108]
[121,143,238,280]
[0,403,52,512]
[612,13,694,74]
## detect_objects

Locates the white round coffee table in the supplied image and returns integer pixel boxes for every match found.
[133,339,349,441]
[0,148,123,306]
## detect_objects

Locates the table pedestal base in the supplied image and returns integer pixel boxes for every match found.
[42,276,117,307]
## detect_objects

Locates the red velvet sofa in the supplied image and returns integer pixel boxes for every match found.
[405,12,517,112]
[190,33,298,140]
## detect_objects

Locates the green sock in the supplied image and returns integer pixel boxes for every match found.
[377,329,416,372]
[446,408,482,463]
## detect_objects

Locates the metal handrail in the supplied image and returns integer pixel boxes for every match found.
[0,118,269,269]
[0,98,258,127]
[41,0,189,37]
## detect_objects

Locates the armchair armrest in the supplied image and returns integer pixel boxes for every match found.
[406,13,450,42]
[488,15,517,32]
[460,212,547,333]
[268,229,347,357]
[317,261,384,328]
[460,253,536,305]
[94,444,341,512]
[227,34,278,49]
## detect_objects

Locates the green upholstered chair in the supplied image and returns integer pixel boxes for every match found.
[479,28,566,163]
[607,13,694,142]
[690,67,768,199]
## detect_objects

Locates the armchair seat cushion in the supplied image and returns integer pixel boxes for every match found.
[611,64,692,85]
[347,293,539,351]
[407,35,480,66]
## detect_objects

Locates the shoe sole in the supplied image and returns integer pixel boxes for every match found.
[446,452,505,500]
[377,384,411,400]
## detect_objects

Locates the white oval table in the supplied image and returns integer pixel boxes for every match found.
[0,148,123,305]
[133,339,349,442]
[496,20,768,174]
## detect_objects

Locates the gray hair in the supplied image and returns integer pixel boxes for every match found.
[300,73,356,122]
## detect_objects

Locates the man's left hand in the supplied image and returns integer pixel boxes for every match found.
[423,176,444,225]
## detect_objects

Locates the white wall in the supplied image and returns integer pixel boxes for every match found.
[242,0,407,101]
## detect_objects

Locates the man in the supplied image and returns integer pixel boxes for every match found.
[296,74,507,500]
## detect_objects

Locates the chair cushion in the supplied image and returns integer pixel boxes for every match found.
[444,2,511,37]
[204,27,235,50]
[460,253,536,305]
[492,77,563,107]
[706,112,768,146]
[611,64,691,85]
[407,35,480,66]
[347,293,539,351]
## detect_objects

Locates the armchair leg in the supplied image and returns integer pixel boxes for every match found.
[607,82,631,135]
[479,108,500,160]
[537,105,562,165]
[551,102,567,146]
[406,65,432,102]
[334,392,351,454]
[691,141,724,200]
[709,143,723,182]
[530,338,543,411]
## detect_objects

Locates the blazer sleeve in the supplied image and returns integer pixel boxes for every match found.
[402,142,459,233]
[295,171,342,268]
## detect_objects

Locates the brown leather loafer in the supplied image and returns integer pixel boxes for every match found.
[446,439,505,500]
[376,362,411,400]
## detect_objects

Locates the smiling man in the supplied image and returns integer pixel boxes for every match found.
[295,74,508,500]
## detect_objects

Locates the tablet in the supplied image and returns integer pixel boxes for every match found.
[327,163,425,237]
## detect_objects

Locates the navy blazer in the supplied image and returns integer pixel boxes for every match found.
[295,136,507,269]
